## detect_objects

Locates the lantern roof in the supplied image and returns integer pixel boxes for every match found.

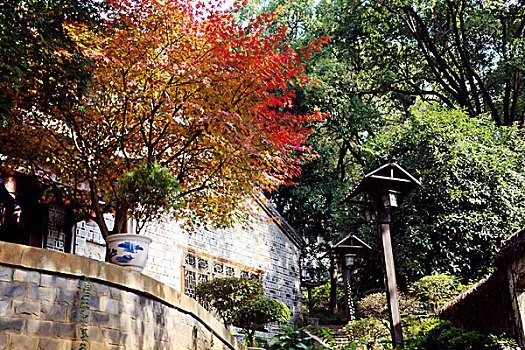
[302,280,329,288]
[329,234,372,256]
[349,159,420,199]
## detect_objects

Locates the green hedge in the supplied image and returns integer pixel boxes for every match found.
[415,319,519,350]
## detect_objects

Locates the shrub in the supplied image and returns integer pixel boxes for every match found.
[347,276,519,349]
[410,274,461,312]
[356,292,388,319]
[270,326,311,350]
[344,318,390,349]
[195,277,290,347]
[195,277,263,326]
[235,296,291,347]
[416,319,519,350]
[356,292,422,320]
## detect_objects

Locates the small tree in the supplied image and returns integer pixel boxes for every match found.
[195,277,263,327]
[235,296,291,347]
[196,277,291,347]
[117,161,181,234]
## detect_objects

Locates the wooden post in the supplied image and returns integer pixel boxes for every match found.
[342,256,349,321]
[307,285,314,318]
[378,208,403,348]
[342,263,354,322]
[329,255,338,313]
[348,160,418,348]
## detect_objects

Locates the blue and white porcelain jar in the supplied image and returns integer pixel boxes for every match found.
[106,233,152,272]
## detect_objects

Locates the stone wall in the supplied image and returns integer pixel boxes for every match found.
[143,221,303,326]
[74,200,303,329]
[437,227,525,348]
[438,271,517,340]
[0,241,244,350]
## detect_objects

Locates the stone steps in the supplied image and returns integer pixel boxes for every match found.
[308,325,350,349]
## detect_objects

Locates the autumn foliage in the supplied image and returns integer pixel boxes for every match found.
[1,0,328,239]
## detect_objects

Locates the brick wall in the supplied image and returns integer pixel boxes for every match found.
[0,241,244,350]
[74,201,303,329]
[437,228,525,348]
[74,215,113,261]
[142,220,303,327]
[438,271,516,339]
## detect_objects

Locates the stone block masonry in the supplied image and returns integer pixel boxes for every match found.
[73,198,304,333]
[0,241,245,350]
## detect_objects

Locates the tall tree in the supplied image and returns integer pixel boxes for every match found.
[361,104,525,281]
[1,0,327,239]
[260,0,389,315]
[359,0,525,125]
[0,0,106,122]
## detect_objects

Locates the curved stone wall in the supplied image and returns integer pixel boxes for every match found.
[0,241,244,350]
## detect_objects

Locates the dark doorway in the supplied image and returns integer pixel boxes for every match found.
[0,174,73,253]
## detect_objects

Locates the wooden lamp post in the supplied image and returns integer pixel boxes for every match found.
[349,159,420,348]
[329,234,371,322]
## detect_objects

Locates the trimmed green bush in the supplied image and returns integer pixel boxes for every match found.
[410,274,463,312]
[415,319,519,350]
[195,277,290,347]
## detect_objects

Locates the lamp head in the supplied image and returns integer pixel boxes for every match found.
[344,253,356,267]
[382,190,401,209]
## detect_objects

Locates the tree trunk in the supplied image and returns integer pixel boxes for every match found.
[248,329,256,347]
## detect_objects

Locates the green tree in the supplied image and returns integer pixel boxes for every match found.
[362,104,525,281]
[253,0,394,317]
[196,277,290,347]
[293,0,525,126]
[195,277,263,327]
[359,0,525,126]
[0,0,105,121]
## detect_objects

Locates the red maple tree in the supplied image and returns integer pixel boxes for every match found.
[2,0,329,238]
